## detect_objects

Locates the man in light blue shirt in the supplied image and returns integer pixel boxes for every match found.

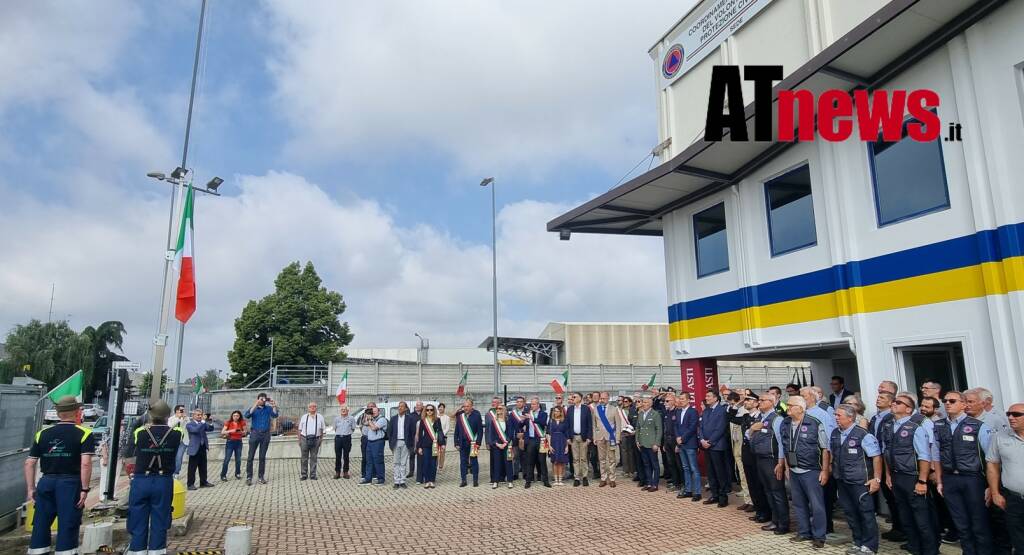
[831,404,882,554]
[243,393,278,485]
[360,407,387,485]
[803,386,837,535]
[885,393,938,555]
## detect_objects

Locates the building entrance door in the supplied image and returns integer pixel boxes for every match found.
[897,342,967,393]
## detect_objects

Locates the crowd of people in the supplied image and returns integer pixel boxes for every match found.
[23,378,1024,555]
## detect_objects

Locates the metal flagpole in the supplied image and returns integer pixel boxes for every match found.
[170,0,209,407]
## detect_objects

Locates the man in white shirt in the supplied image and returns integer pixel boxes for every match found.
[298,402,325,480]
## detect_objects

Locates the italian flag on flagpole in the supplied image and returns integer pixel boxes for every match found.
[194,376,208,395]
[550,369,569,394]
[455,370,468,397]
[640,372,657,391]
[174,184,197,323]
[47,370,84,403]
[336,370,349,404]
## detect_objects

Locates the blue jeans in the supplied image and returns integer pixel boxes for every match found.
[679,447,701,494]
[363,439,385,482]
[30,476,83,554]
[639,446,660,487]
[127,474,174,553]
[174,442,186,475]
[791,470,827,541]
[221,439,243,479]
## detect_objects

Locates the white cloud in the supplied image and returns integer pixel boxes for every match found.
[262,0,690,178]
[0,173,665,376]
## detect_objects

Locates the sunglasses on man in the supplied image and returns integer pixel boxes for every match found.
[1007,411,1024,418]
[942,398,960,404]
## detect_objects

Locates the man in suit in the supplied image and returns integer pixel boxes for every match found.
[454,398,483,487]
[829,376,852,411]
[522,397,551,488]
[592,391,623,487]
[387,401,417,489]
[636,395,663,491]
[409,401,423,481]
[185,408,215,490]
[675,391,701,500]
[565,392,593,487]
[659,392,683,491]
[699,390,731,506]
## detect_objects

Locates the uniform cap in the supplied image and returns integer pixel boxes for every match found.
[148,400,172,419]
[54,395,81,412]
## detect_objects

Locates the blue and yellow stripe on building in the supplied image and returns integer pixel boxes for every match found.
[669,222,1024,341]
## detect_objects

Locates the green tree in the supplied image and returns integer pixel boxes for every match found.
[2,319,91,390]
[200,369,225,391]
[80,321,127,399]
[141,372,168,397]
[227,261,353,386]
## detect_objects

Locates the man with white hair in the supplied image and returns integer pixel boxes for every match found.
[780,395,830,548]
[803,386,837,536]
[966,387,1008,433]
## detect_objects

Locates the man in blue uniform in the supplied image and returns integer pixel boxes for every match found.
[933,391,993,555]
[25,396,95,555]
[780,396,830,549]
[831,403,882,554]
[125,401,183,555]
[748,392,789,535]
[884,393,938,555]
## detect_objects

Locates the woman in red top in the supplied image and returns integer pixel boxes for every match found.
[220,410,246,481]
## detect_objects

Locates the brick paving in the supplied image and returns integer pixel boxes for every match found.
[170,452,959,554]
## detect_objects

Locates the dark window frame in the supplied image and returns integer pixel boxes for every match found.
[763,163,818,257]
[867,112,950,227]
[693,201,730,279]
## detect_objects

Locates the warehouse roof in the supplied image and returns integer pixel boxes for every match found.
[547,0,1006,238]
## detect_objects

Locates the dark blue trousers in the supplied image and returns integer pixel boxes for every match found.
[418,448,438,483]
[221,439,243,479]
[943,473,991,555]
[489,447,514,482]
[837,480,879,552]
[892,473,939,555]
[127,474,174,554]
[639,446,660,487]
[30,475,82,554]
[791,471,827,541]
[363,439,385,482]
[459,444,479,481]
[757,456,789,532]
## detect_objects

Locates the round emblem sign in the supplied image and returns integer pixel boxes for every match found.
[900,430,910,438]
[848,439,857,447]
[963,425,973,433]
[800,425,808,432]
[662,44,684,79]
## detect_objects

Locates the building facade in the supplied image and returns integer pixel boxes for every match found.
[549,0,1024,408]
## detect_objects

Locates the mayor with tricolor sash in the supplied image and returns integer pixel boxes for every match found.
[454,398,483,487]
[592,391,624,487]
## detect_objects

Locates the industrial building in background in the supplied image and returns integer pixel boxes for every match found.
[549,0,1024,408]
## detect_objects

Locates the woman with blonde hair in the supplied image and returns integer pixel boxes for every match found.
[415,404,445,488]
[842,395,870,429]
[486,404,515,489]
[547,406,571,485]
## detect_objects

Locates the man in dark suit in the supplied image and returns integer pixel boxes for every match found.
[387,401,418,488]
[185,408,215,490]
[675,392,701,500]
[699,390,731,507]
[453,398,483,487]
[829,376,852,411]
[522,397,551,488]
[565,392,593,486]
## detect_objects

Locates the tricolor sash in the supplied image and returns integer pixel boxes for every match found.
[619,408,635,434]
[491,415,509,445]
[597,405,617,446]
[422,418,439,456]
[459,412,478,457]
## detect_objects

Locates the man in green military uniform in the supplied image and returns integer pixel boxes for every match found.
[125,401,183,555]
[24,395,96,555]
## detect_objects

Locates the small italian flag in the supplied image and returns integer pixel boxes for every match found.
[174,185,197,323]
[550,370,569,394]
[194,376,208,395]
[47,370,84,403]
[640,372,657,391]
[456,370,468,397]
[336,370,349,404]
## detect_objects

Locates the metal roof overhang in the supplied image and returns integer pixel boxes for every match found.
[547,0,1007,238]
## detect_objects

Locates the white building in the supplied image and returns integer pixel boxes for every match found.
[549,0,1024,408]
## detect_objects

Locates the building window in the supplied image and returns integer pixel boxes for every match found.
[868,116,949,226]
[764,164,817,256]
[693,202,729,277]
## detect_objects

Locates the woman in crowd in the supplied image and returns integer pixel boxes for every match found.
[547,406,570,486]
[415,404,445,488]
[486,404,515,489]
[842,394,870,429]
[437,403,451,471]
[220,410,246,481]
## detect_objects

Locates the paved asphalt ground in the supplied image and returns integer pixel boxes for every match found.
[168,451,964,554]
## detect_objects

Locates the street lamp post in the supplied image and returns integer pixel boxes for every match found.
[480,177,499,395]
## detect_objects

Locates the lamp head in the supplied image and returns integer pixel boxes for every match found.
[205,176,223,193]
[146,172,166,180]
[480,177,494,187]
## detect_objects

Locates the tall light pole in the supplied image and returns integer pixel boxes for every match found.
[480,177,499,395]
[148,0,211,404]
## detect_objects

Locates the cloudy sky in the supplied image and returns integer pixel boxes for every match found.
[0,0,692,378]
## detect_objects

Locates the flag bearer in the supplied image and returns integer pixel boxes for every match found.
[24,395,96,555]
[125,401,183,555]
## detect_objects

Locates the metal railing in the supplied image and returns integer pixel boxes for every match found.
[272,365,329,388]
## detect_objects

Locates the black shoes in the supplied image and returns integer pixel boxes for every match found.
[690,494,702,502]
[199,482,215,488]
[524,482,532,489]
[459,481,467,487]
[582,478,589,486]
[574,480,581,487]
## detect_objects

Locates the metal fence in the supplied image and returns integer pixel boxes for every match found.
[0,385,44,528]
